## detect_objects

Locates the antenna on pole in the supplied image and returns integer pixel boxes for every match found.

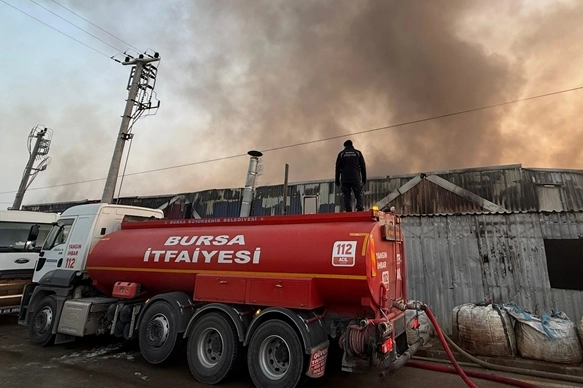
[10,125,53,210]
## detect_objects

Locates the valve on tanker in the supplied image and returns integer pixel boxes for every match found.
[377,322,392,337]
[411,309,420,330]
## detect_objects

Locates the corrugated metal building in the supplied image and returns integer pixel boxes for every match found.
[24,164,583,333]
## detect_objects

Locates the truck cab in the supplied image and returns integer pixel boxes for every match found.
[20,204,163,329]
[33,203,164,283]
[0,210,58,315]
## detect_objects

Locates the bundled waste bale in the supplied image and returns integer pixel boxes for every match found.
[452,302,517,357]
[504,304,583,364]
[578,316,583,349]
[406,310,434,346]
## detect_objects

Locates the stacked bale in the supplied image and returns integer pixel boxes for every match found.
[452,302,517,357]
[504,304,582,364]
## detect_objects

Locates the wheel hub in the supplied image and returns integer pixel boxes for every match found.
[274,344,289,363]
[33,306,53,335]
[198,328,223,368]
[259,335,290,380]
[147,315,169,348]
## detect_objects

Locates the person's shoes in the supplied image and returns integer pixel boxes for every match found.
[356,207,364,211]
[345,209,352,212]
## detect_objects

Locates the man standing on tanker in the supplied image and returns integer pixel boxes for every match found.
[335,140,367,212]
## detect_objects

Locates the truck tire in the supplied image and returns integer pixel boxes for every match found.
[187,312,243,384]
[248,320,305,388]
[29,295,57,346]
[138,301,178,364]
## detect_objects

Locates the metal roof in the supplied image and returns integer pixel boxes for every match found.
[22,164,583,217]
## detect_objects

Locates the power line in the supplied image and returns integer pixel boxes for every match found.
[263,85,583,153]
[1,84,582,196]
[0,0,112,59]
[49,0,142,53]
[0,177,106,195]
[28,0,126,54]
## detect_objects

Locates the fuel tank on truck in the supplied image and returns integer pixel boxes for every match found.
[87,210,405,311]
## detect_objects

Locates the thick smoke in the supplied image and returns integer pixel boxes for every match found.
[164,0,526,186]
[8,0,583,204]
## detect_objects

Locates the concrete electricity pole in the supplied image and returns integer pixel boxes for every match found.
[101,53,160,204]
[11,126,52,210]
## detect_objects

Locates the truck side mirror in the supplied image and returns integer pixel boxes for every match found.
[27,224,40,243]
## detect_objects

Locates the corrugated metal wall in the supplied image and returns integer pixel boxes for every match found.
[182,165,583,217]
[403,211,583,334]
[187,180,368,217]
[23,165,583,216]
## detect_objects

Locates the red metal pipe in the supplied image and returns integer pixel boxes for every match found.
[305,310,326,324]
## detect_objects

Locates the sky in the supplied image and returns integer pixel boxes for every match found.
[1,0,583,208]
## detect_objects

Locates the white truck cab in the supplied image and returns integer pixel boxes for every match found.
[0,210,58,278]
[0,210,58,315]
[34,203,164,283]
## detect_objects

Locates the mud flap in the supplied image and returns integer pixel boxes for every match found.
[306,341,329,378]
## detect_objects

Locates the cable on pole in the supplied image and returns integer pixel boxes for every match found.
[1,85,583,196]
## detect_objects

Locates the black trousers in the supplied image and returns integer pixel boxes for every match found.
[341,182,363,212]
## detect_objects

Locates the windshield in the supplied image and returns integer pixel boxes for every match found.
[42,219,73,251]
[0,221,52,252]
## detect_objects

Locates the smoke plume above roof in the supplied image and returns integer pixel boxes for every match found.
[4,0,583,204]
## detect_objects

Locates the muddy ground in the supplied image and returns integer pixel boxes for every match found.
[0,315,579,388]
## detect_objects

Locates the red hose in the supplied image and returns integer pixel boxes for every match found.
[423,305,479,388]
[406,361,542,388]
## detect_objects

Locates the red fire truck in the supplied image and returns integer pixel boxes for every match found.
[19,203,415,387]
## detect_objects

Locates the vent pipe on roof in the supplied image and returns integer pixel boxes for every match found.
[240,150,263,217]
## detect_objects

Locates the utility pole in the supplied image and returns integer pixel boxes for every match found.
[101,53,160,204]
[10,126,52,210]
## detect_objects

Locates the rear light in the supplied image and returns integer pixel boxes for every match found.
[381,337,393,354]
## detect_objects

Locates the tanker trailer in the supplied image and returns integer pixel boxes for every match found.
[19,203,413,387]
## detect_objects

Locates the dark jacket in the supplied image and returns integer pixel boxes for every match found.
[335,145,366,184]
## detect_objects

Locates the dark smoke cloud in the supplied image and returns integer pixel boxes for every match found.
[167,0,526,186]
[16,0,583,204]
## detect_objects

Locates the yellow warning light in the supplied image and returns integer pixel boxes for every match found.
[370,205,380,220]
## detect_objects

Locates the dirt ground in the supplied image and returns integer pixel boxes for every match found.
[1,314,580,388]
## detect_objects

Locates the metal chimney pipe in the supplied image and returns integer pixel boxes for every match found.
[240,150,263,217]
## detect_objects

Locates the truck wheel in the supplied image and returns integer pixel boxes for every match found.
[30,295,57,346]
[138,301,178,364]
[187,312,243,384]
[248,320,305,388]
